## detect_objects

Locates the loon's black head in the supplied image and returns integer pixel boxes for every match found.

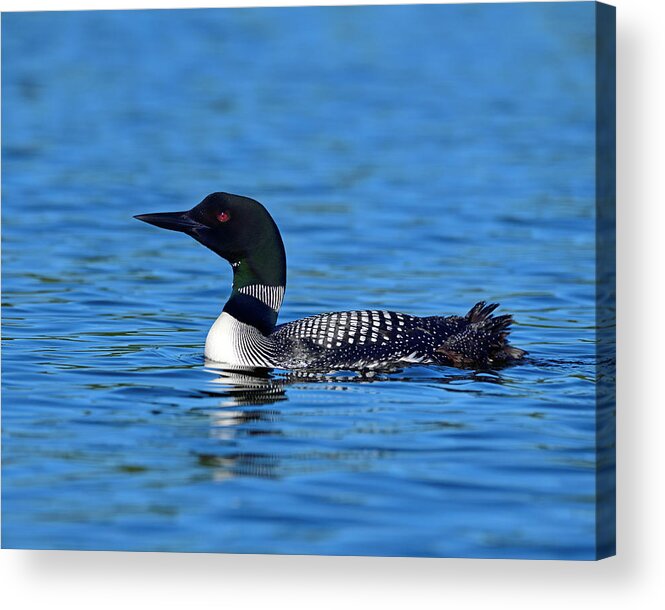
[135,192,285,280]
[135,192,286,288]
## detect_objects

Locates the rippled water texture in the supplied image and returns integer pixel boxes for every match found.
[2,4,610,558]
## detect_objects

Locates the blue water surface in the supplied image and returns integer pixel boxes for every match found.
[3,3,604,558]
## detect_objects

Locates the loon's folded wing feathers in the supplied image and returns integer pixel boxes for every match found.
[271,310,431,369]
[270,305,525,370]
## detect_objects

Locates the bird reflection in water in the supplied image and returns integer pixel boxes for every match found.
[193,361,506,482]
[203,361,290,407]
[192,362,287,481]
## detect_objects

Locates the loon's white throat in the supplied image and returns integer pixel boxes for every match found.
[205,312,275,367]
[205,283,285,366]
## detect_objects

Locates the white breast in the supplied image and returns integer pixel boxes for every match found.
[204,312,274,367]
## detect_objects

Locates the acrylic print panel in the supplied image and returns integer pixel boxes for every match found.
[1,2,615,559]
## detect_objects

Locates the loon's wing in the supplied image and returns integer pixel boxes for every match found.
[274,310,414,347]
[271,309,457,369]
[271,303,525,370]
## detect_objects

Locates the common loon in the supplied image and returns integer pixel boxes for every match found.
[135,192,525,371]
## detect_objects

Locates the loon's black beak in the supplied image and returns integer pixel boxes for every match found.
[134,210,206,233]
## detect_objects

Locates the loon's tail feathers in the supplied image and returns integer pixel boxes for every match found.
[466,300,500,323]
[436,301,526,368]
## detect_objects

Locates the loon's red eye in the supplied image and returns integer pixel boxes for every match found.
[217,211,230,223]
